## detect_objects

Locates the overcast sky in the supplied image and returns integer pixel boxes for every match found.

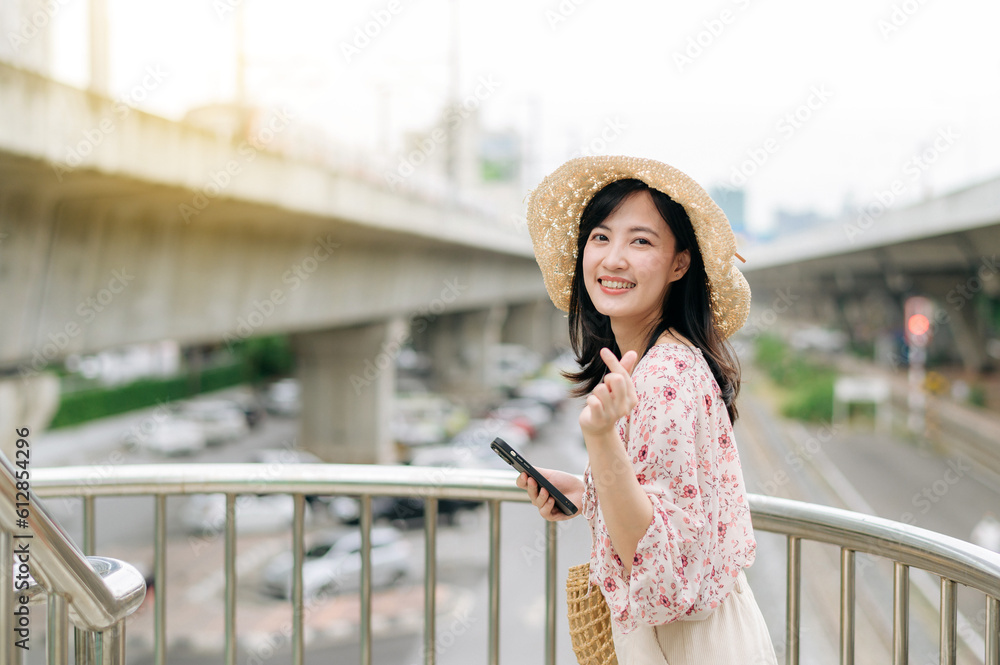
[48,0,1000,234]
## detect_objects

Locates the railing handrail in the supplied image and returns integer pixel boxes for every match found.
[0,454,146,633]
[26,462,1000,597]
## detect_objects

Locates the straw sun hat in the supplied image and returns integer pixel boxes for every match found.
[525,155,750,340]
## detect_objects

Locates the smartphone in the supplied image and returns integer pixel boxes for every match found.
[491,437,578,516]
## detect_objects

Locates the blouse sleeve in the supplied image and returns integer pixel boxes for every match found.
[603,351,734,626]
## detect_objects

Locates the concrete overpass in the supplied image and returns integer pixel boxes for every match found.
[742,175,1000,373]
[0,62,562,463]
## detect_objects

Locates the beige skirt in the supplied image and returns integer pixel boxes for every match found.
[610,570,778,665]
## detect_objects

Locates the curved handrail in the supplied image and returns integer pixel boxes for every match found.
[28,462,1000,597]
[0,454,146,632]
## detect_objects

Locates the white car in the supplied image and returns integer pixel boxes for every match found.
[176,400,249,445]
[265,379,301,416]
[180,493,299,535]
[136,417,207,456]
[259,527,411,599]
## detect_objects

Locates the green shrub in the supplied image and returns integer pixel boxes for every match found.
[755,334,837,423]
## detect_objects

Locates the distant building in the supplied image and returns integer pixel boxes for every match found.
[774,208,833,235]
[709,186,746,236]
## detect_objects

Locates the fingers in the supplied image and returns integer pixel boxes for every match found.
[601,347,638,377]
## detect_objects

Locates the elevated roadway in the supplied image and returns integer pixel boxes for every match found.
[0,62,558,463]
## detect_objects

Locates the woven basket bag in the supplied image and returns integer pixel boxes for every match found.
[566,563,618,665]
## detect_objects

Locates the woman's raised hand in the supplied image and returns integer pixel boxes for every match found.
[579,348,638,437]
[516,467,585,522]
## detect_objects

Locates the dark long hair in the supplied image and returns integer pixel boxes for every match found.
[563,179,742,424]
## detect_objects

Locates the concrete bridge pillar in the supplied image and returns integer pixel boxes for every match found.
[502,300,559,358]
[292,318,408,464]
[0,373,60,462]
[420,306,507,404]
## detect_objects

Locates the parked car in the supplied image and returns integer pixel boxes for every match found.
[450,418,530,451]
[391,393,468,447]
[175,400,249,445]
[259,527,411,599]
[489,398,553,439]
[248,448,335,514]
[486,344,541,389]
[135,417,206,456]
[265,378,301,416]
[181,493,300,535]
[514,378,569,409]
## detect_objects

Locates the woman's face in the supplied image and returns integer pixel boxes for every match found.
[581,191,690,329]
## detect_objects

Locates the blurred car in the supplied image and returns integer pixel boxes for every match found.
[486,344,542,389]
[392,393,468,447]
[229,392,267,428]
[249,448,335,513]
[514,378,569,409]
[175,399,249,445]
[265,378,301,416]
[181,493,299,535]
[450,418,530,450]
[259,527,411,599]
[135,417,206,456]
[790,326,848,353]
[489,398,553,439]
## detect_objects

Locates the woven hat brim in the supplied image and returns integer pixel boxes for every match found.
[525,155,750,339]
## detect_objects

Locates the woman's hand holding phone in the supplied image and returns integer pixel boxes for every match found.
[517,467,585,522]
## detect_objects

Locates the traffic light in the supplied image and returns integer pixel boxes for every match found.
[904,296,934,348]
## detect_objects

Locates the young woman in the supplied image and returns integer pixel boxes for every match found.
[517,156,777,664]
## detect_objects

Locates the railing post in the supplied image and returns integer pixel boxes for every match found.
[840,548,854,665]
[82,496,96,556]
[224,494,237,665]
[893,562,909,665]
[423,497,437,665]
[1,529,22,665]
[940,578,957,665]
[361,495,373,665]
[545,520,557,665]
[986,595,999,665]
[154,494,166,665]
[291,494,305,665]
[487,500,500,665]
[96,621,126,665]
[786,536,801,665]
[47,592,69,665]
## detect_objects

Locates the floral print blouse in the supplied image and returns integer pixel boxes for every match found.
[582,342,756,634]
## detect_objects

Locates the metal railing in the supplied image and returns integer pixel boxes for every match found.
[0,453,146,665]
[4,461,1000,665]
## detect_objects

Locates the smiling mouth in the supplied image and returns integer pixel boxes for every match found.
[599,279,636,290]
